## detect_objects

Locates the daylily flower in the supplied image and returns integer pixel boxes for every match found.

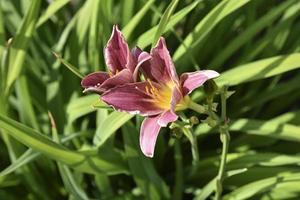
[81,25,150,93]
[101,37,219,157]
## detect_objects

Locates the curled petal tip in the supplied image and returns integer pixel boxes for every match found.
[204,70,220,78]
[180,70,220,96]
[144,152,154,158]
[82,87,102,94]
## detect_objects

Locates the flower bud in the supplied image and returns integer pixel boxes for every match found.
[204,80,218,96]
[189,116,199,125]
[171,127,183,138]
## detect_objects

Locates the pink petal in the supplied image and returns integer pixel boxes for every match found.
[81,72,110,93]
[180,70,220,96]
[158,110,178,127]
[131,47,142,60]
[101,82,164,116]
[104,25,135,73]
[100,69,133,91]
[140,116,161,157]
[141,37,179,84]
[133,51,151,82]
[170,86,183,110]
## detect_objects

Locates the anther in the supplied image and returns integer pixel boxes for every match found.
[145,86,150,94]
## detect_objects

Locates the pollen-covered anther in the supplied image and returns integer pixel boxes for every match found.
[145,86,150,94]
[108,70,114,77]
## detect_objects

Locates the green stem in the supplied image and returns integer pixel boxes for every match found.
[175,116,200,166]
[214,129,230,200]
[187,100,206,114]
[190,129,199,165]
[188,99,220,122]
[173,140,183,200]
[183,127,199,165]
[214,86,230,200]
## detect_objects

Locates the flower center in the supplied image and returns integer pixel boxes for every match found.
[145,79,174,110]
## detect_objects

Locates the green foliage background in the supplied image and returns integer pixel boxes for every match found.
[0,0,300,199]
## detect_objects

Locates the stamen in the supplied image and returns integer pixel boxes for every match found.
[135,85,151,96]
[108,69,119,77]
[145,86,150,94]
[150,88,156,95]
[147,78,155,89]
[108,71,113,77]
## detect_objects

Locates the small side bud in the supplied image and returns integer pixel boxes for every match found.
[204,80,218,96]
[189,116,199,125]
[202,116,217,127]
[171,127,183,139]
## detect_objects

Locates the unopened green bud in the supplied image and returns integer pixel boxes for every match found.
[202,116,217,127]
[190,116,199,125]
[204,80,218,96]
[171,127,183,138]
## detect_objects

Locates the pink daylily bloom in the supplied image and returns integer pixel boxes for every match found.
[102,37,219,157]
[81,25,150,93]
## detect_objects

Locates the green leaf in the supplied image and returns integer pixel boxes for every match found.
[57,164,90,200]
[216,53,300,86]
[137,0,200,48]
[223,173,300,200]
[0,149,38,178]
[196,117,300,142]
[229,118,300,142]
[122,123,170,199]
[66,94,99,123]
[152,0,179,47]
[94,112,133,147]
[37,0,70,27]
[76,0,96,47]
[210,0,297,67]
[195,169,247,200]
[53,52,84,79]
[270,110,300,125]
[5,0,41,96]
[238,74,300,113]
[122,0,155,39]
[0,114,128,175]
[194,177,217,200]
[173,0,251,65]
[0,131,90,178]
[50,113,90,200]
[0,174,21,188]
[121,0,134,26]
[88,0,101,70]
[0,3,5,56]
[15,75,39,130]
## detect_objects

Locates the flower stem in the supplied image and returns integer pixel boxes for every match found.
[182,127,199,165]
[176,114,200,166]
[173,140,183,200]
[214,86,230,200]
[214,128,230,200]
[187,100,206,114]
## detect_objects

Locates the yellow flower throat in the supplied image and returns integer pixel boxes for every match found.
[145,79,188,111]
[145,79,173,110]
